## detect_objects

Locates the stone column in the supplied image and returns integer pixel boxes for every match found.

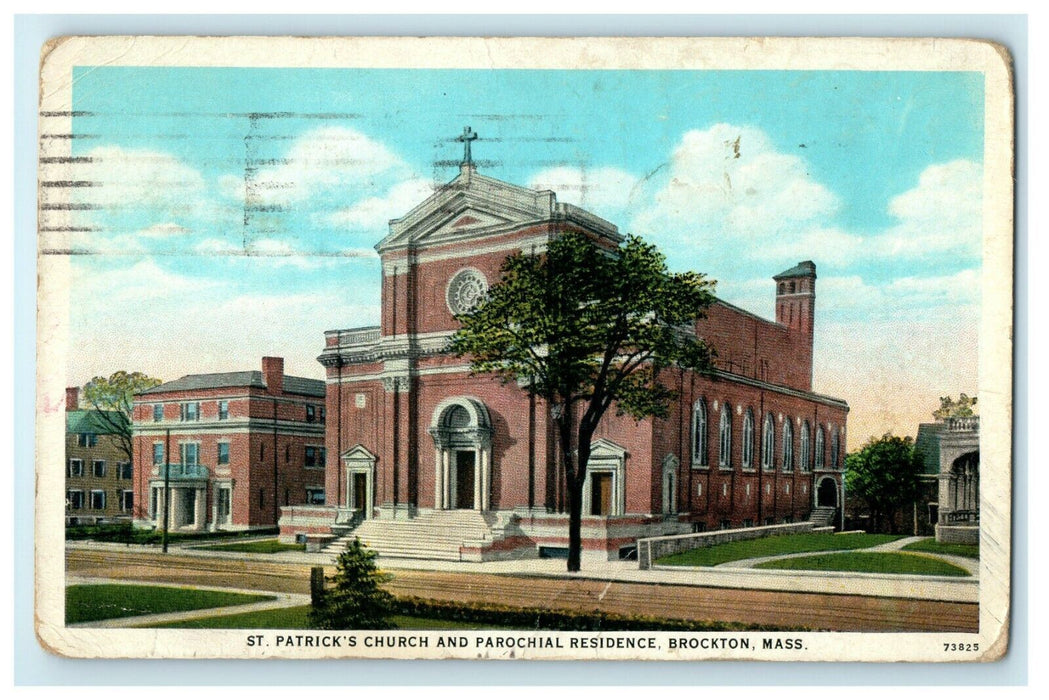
[480,448,490,511]
[474,450,482,512]
[169,487,181,529]
[154,486,165,525]
[434,449,444,510]
[442,450,451,509]
[195,487,206,531]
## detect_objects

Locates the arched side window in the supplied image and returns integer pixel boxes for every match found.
[762,413,775,471]
[692,400,708,467]
[783,420,794,472]
[831,429,840,471]
[718,405,732,469]
[741,409,755,470]
[814,427,825,469]
[800,421,811,472]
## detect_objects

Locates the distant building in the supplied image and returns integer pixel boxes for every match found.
[912,421,946,534]
[279,143,849,561]
[935,416,979,544]
[65,387,134,525]
[130,357,326,533]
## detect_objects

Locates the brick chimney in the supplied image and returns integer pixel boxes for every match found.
[262,357,284,395]
[66,387,79,411]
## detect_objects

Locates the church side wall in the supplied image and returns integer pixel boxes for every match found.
[698,302,812,392]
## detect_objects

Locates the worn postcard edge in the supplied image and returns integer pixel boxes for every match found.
[34,35,1014,662]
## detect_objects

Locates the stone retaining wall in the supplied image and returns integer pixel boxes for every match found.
[637,521,828,569]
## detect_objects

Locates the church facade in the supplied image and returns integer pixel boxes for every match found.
[279,146,848,561]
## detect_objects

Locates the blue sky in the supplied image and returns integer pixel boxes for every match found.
[53,66,985,445]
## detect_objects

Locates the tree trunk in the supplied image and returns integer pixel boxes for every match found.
[567,477,583,572]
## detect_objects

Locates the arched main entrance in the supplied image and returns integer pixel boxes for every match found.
[947,451,979,522]
[428,397,493,511]
[816,476,839,508]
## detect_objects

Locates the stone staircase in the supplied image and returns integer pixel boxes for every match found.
[323,510,495,561]
[808,507,837,527]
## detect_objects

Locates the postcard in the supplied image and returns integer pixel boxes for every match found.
[36,35,1013,661]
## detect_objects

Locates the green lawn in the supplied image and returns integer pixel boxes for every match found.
[655,533,904,567]
[149,604,518,630]
[196,539,306,554]
[902,537,979,560]
[66,584,276,624]
[753,552,971,577]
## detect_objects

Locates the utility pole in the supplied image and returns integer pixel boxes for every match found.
[162,428,171,553]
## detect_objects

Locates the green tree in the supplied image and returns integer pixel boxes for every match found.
[309,537,396,630]
[82,371,163,463]
[449,232,716,571]
[845,434,924,534]
[932,393,978,420]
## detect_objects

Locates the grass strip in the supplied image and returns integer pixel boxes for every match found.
[195,539,306,554]
[656,533,903,567]
[901,537,979,560]
[66,584,276,624]
[752,552,971,577]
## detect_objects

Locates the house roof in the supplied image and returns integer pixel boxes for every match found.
[773,260,817,280]
[66,409,128,434]
[138,371,325,398]
[914,422,944,475]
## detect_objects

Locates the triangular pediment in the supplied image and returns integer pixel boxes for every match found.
[376,168,558,253]
[341,444,376,462]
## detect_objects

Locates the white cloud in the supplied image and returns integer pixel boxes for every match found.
[873,159,982,259]
[220,126,410,207]
[70,146,208,216]
[138,222,191,238]
[633,124,839,243]
[326,178,436,230]
[528,166,642,217]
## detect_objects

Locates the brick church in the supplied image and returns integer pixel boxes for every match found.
[280,131,848,561]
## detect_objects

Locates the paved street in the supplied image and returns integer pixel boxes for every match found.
[66,545,978,632]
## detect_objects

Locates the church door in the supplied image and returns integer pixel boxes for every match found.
[352,473,368,512]
[455,451,476,509]
[590,473,612,516]
[817,478,838,508]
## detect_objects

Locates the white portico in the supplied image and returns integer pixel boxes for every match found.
[428,397,493,512]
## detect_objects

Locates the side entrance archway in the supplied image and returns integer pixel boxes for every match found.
[428,397,493,511]
[816,476,839,508]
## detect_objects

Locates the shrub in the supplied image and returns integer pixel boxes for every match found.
[308,537,396,630]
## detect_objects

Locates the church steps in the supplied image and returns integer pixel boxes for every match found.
[321,510,503,561]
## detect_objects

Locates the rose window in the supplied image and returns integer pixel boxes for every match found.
[447,268,488,315]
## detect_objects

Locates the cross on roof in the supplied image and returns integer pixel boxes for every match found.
[456,126,478,166]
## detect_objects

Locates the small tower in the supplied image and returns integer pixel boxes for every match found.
[774,260,816,334]
[774,260,816,390]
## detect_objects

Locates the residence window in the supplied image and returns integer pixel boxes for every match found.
[92,460,106,478]
[67,490,84,510]
[180,402,200,422]
[260,443,266,460]
[77,433,98,447]
[285,445,290,463]
[153,404,164,422]
[718,406,732,469]
[783,421,794,472]
[320,407,326,424]
[305,446,326,468]
[153,443,164,466]
[89,490,106,510]
[120,490,133,512]
[218,400,229,420]
[762,413,775,471]
[217,442,230,466]
[306,488,325,505]
[800,422,811,472]
[741,409,755,470]
[720,519,732,530]
[118,462,132,479]
[831,430,841,470]
[815,427,825,469]
[691,400,708,467]
[180,443,199,466]
[68,459,84,477]
[306,405,316,423]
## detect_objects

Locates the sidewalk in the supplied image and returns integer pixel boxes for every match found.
[68,539,978,603]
